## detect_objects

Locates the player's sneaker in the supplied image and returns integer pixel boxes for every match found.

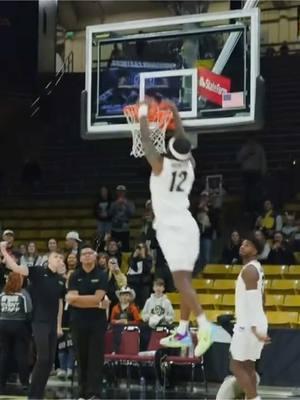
[194,322,214,357]
[160,331,192,348]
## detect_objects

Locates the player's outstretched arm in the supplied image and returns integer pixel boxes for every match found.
[139,104,163,175]
[165,100,187,140]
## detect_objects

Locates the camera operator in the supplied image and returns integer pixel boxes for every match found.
[127,243,153,309]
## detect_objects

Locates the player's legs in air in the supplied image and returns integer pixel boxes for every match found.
[160,269,213,356]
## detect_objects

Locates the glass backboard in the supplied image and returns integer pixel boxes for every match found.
[81,8,262,139]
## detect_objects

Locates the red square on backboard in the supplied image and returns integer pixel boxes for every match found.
[198,67,231,106]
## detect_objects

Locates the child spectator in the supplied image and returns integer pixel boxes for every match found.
[110,287,141,352]
[221,230,242,265]
[142,278,174,329]
[20,242,42,268]
[110,287,141,326]
[127,243,153,309]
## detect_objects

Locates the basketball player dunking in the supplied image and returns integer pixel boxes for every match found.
[139,100,213,356]
[225,237,270,400]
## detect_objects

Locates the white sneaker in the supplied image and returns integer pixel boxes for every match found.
[67,368,73,379]
[57,369,67,379]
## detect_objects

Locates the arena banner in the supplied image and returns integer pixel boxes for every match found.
[198,67,231,106]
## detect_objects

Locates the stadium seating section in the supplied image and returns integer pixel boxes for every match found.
[167,264,300,327]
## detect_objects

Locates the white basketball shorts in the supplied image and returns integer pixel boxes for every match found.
[230,324,267,362]
[156,216,200,272]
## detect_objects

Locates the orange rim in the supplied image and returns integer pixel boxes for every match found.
[124,101,174,130]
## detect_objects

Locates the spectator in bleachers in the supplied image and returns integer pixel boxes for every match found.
[106,239,122,266]
[111,287,141,325]
[142,278,174,329]
[20,242,43,268]
[19,244,27,257]
[196,191,217,267]
[65,253,78,281]
[255,199,283,238]
[254,230,271,263]
[237,139,267,213]
[221,230,242,265]
[98,252,109,270]
[141,200,156,247]
[280,41,289,56]
[0,272,32,394]
[127,242,153,309]
[2,230,20,262]
[94,186,112,237]
[40,238,58,265]
[109,185,135,251]
[282,212,300,239]
[106,257,127,308]
[110,286,141,352]
[267,231,295,265]
[65,231,82,260]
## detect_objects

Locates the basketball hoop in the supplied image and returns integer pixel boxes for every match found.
[123,101,174,158]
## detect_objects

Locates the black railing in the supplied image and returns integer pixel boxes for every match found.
[30,51,74,117]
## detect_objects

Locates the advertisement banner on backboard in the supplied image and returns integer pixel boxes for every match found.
[198,67,231,106]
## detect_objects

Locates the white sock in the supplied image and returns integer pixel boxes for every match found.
[177,320,189,335]
[197,313,209,328]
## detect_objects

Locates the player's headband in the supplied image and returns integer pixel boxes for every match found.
[168,137,191,161]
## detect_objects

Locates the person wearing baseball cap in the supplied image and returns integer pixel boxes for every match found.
[1,230,20,266]
[65,231,82,260]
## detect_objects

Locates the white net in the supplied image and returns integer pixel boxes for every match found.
[124,104,172,158]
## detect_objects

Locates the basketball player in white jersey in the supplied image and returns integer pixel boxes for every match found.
[227,236,270,400]
[138,100,213,357]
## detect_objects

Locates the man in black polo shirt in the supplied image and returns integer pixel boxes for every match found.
[67,244,108,400]
[0,241,65,400]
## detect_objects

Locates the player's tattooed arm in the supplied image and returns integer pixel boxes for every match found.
[140,116,163,175]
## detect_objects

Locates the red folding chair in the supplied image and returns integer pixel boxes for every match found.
[161,331,207,393]
[105,326,140,388]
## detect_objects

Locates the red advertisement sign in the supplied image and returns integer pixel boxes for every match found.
[198,67,231,106]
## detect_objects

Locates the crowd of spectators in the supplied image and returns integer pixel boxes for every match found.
[0,177,299,396]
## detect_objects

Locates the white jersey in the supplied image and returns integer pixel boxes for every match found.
[235,260,267,328]
[150,156,195,228]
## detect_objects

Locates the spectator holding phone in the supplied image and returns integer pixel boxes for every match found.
[127,243,153,309]
[106,257,127,308]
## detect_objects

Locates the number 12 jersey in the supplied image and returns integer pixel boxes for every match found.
[150,156,195,228]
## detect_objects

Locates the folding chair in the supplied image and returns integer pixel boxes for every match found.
[105,326,140,388]
[160,331,207,394]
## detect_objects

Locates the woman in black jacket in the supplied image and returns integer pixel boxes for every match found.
[127,243,153,309]
[0,272,32,393]
[221,230,242,265]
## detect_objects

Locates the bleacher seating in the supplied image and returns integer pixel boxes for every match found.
[167,264,300,327]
